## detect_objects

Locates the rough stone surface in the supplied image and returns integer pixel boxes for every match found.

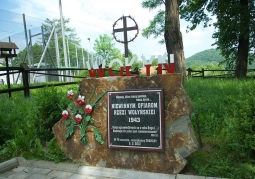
[53,74,198,174]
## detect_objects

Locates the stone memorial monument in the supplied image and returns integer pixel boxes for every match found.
[53,15,198,174]
[53,73,198,174]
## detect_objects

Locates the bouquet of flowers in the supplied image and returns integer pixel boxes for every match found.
[60,86,106,144]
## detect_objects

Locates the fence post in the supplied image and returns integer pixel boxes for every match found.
[187,68,192,78]
[202,68,205,78]
[5,57,12,98]
[20,63,30,97]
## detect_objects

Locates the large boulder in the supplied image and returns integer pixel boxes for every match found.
[53,74,198,174]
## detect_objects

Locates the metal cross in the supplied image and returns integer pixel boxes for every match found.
[113,16,139,58]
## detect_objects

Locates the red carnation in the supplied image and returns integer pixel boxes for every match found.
[75,114,82,123]
[67,89,74,100]
[85,104,92,114]
[76,95,85,105]
[62,110,69,119]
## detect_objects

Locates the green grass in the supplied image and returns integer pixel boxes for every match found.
[183,78,255,178]
[185,79,248,137]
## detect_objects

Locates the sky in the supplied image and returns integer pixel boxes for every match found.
[0,0,216,59]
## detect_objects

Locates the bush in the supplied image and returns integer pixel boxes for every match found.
[33,86,70,142]
[0,84,75,162]
[0,95,38,145]
[0,95,38,160]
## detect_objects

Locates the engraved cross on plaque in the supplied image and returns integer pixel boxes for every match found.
[113,16,139,58]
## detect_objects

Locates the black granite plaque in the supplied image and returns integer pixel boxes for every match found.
[107,89,164,151]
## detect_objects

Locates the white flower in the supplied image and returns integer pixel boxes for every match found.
[78,95,85,100]
[75,114,82,119]
[85,104,92,109]
[67,89,73,95]
[62,110,68,115]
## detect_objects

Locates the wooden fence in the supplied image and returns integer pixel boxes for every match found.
[187,68,255,78]
[0,63,86,98]
[0,63,137,98]
[1,65,255,98]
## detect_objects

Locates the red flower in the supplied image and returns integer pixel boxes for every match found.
[85,104,92,114]
[62,110,69,119]
[75,114,82,123]
[67,89,74,100]
[76,95,85,105]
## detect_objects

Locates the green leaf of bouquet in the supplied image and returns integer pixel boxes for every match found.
[65,120,71,126]
[68,104,73,110]
[79,109,84,115]
[66,126,74,139]
[92,91,106,107]
[71,118,76,125]
[73,109,77,114]
[86,116,91,122]
[80,136,88,144]
[79,124,88,144]
[93,127,104,144]
[90,117,95,123]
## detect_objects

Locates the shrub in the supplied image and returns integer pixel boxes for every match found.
[0,95,38,160]
[33,86,69,142]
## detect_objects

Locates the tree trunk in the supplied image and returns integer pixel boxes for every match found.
[165,0,186,82]
[235,0,249,78]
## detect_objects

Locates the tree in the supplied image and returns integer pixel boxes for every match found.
[93,34,123,67]
[141,0,186,80]
[42,18,83,67]
[42,18,80,43]
[13,42,43,66]
[15,17,87,68]
[180,0,255,78]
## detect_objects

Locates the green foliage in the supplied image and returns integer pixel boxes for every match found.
[184,78,255,178]
[141,9,165,44]
[142,0,255,77]
[12,43,44,67]
[187,48,255,70]
[14,17,86,68]
[0,95,38,151]
[184,148,254,179]
[33,86,69,142]
[223,90,255,159]
[93,34,123,66]
[180,0,255,77]
[23,138,67,163]
[0,105,37,162]
[186,48,225,68]
[0,84,76,163]
[77,70,90,78]
[42,17,80,45]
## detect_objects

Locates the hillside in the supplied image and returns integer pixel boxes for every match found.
[185,48,225,68]
[186,48,255,69]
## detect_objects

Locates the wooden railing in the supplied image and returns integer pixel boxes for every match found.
[186,68,255,78]
[0,64,85,98]
[1,65,255,98]
[0,63,138,98]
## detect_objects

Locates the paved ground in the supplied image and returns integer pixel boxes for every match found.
[0,158,226,179]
